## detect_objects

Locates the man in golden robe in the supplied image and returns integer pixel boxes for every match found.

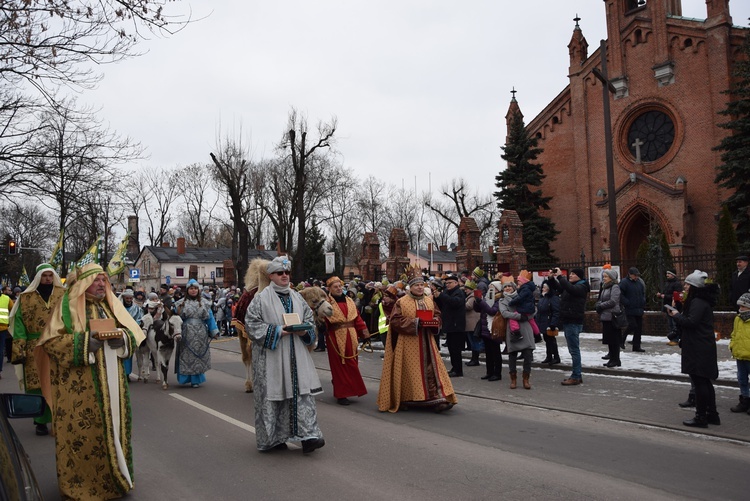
[37,263,144,500]
[9,263,65,436]
[377,269,457,413]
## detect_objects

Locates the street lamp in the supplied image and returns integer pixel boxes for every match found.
[592,39,620,264]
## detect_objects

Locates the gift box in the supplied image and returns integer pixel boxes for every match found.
[415,310,433,321]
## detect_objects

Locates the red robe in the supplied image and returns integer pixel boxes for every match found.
[324,296,368,399]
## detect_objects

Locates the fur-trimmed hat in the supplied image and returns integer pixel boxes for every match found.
[685,269,708,288]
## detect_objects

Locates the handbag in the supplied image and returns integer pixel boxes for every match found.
[612,308,628,330]
[490,314,506,341]
[547,327,559,337]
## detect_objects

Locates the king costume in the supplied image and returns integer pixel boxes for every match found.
[37,263,144,500]
[9,263,65,434]
[377,273,457,413]
[245,257,324,452]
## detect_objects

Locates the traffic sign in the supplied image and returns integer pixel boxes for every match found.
[210,271,215,279]
[129,269,140,282]
[165,276,171,285]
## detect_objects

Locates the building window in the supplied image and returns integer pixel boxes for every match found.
[216,268,224,278]
[627,110,674,162]
[437,264,443,272]
[176,267,185,277]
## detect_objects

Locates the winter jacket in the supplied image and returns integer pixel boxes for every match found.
[509,281,536,315]
[536,292,560,333]
[434,285,466,333]
[498,294,535,353]
[549,275,589,325]
[731,269,750,309]
[661,277,682,305]
[595,282,622,322]
[673,283,719,380]
[729,314,750,361]
[465,295,481,333]
[619,276,646,316]
[473,295,499,342]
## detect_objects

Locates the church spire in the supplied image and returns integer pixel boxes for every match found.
[505,88,523,144]
[568,14,588,69]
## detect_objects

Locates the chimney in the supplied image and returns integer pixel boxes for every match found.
[161,242,170,247]
[177,237,186,255]
[439,245,447,252]
[427,243,432,253]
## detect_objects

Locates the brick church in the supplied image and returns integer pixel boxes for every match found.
[512,0,748,263]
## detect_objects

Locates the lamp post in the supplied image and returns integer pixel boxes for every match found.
[592,39,620,264]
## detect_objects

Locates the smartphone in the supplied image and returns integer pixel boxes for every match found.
[663,304,678,313]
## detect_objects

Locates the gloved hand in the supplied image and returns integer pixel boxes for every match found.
[88,333,103,353]
[108,331,126,349]
[595,303,603,314]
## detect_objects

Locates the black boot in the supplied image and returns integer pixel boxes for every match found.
[730,395,750,413]
[678,393,696,408]
[707,412,721,425]
[540,355,552,364]
[550,354,561,365]
[683,414,708,428]
[465,351,480,367]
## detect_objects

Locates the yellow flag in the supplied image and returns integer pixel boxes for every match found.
[107,232,130,277]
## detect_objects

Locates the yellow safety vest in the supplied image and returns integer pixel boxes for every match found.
[377,303,388,334]
[0,294,11,327]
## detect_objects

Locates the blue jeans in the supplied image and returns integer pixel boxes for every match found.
[564,323,583,379]
[737,359,750,397]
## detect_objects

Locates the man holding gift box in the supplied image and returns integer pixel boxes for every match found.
[377,266,457,413]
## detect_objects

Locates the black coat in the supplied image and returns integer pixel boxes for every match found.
[548,276,589,325]
[674,284,719,380]
[661,277,682,305]
[536,292,560,332]
[619,277,646,316]
[731,269,750,309]
[434,286,466,333]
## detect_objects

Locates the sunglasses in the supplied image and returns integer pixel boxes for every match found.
[274,270,290,276]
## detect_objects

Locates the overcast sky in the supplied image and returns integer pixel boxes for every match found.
[88,0,750,196]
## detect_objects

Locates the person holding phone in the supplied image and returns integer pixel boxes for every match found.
[547,267,590,386]
[657,269,683,342]
[473,281,504,381]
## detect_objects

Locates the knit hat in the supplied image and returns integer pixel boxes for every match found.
[628,267,640,276]
[571,268,585,279]
[666,269,677,277]
[737,293,750,309]
[472,267,485,278]
[501,281,517,291]
[121,289,134,298]
[685,269,708,288]
[602,269,618,282]
[489,280,504,292]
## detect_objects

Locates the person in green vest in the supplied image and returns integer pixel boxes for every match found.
[0,284,15,381]
[9,263,65,435]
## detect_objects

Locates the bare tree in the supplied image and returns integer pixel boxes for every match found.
[140,168,180,246]
[210,128,254,284]
[356,175,387,235]
[380,185,420,255]
[276,108,337,281]
[0,203,57,273]
[425,178,496,248]
[174,163,219,247]
[0,1,191,103]
[318,167,361,276]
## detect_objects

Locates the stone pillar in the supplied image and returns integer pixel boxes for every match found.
[495,210,527,277]
[359,232,381,281]
[385,228,411,281]
[455,217,483,273]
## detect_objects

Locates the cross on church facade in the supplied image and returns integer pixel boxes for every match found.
[632,137,644,163]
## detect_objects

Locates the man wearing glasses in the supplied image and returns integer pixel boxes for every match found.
[548,267,590,386]
[245,256,325,454]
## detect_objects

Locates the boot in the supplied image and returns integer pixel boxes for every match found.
[678,393,696,408]
[522,372,531,390]
[540,355,552,364]
[465,351,480,367]
[683,414,708,428]
[509,372,517,389]
[550,354,561,365]
[730,395,750,413]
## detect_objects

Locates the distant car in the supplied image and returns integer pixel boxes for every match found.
[0,393,45,501]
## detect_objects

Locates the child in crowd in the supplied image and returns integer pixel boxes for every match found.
[508,270,540,339]
[729,293,750,414]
